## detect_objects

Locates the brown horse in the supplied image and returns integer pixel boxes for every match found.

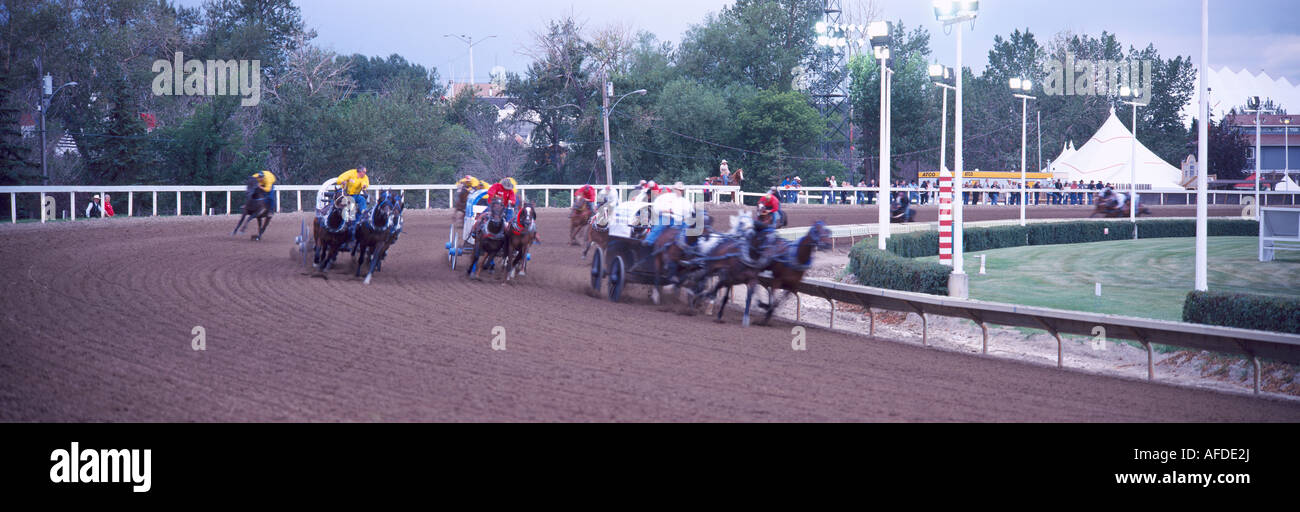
[691,236,765,326]
[232,175,274,241]
[353,191,399,284]
[505,202,538,281]
[647,210,715,306]
[582,206,611,259]
[1090,193,1150,218]
[755,221,831,326]
[467,198,509,280]
[570,197,594,245]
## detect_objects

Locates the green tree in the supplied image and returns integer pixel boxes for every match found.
[676,0,823,92]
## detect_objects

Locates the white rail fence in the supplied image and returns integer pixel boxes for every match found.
[744,187,1300,207]
[0,183,742,224]
[758,273,1300,394]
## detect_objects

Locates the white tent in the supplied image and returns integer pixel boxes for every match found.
[1276,175,1300,191]
[1049,108,1185,190]
[1183,67,1300,125]
[1043,140,1075,173]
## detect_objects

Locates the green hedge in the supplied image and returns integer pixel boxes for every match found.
[883,219,1257,259]
[854,218,1260,296]
[1182,291,1300,334]
[848,241,950,295]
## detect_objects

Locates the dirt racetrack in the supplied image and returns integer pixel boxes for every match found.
[3,202,1297,422]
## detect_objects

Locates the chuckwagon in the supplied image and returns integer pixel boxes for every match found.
[588,200,665,302]
[446,189,490,270]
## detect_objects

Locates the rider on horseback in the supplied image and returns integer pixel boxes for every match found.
[469,177,518,239]
[336,166,371,214]
[253,170,277,210]
[1098,185,1128,211]
[457,175,489,193]
[748,187,783,262]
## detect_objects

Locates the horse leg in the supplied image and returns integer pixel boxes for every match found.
[714,281,731,323]
[467,243,481,278]
[364,245,381,285]
[761,288,787,326]
[742,282,755,327]
[232,214,248,235]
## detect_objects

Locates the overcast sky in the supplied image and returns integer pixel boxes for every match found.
[180,0,1300,84]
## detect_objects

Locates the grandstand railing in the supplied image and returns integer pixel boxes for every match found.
[757,273,1300,394]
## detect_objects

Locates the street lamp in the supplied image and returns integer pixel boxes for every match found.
[934,0,978,298]
[1120,85,1148,223]
[39,74,77,184]
[443,34,496,90]
[1244,96,1274,220]
[929,64,955,176]
[602,79,647,186]
[1285,117,1292,178]
[869,20,892,250]
[1011,77,1035,226]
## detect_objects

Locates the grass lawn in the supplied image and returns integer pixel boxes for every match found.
[916,236,1300,322]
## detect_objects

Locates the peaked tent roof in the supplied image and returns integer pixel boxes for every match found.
[1042,140,1076,173]
[1277,174,1300,191]
[1049,109,1185,190]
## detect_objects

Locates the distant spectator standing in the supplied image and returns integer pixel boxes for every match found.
[85,195,104,218]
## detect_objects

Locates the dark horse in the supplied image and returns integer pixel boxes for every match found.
[754,221,831,326]
[690,235,765,326]
[647,210,713,306]
[353,190,400,284]
[1090,192,1150,218]
[467,198,509,280]
[232,175,274,240]
[504,202,538,281]
[312,191,353,274]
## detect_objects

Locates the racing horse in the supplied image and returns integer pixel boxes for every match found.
[371,191,404,273]
[647,210,714,306]
[312,191,354,273]
[690,235,765,326]
[582,205,611,259]
[504,202,538,281]
[1090,192,1150,218]
[754,221,832,326]
[570,195,595,245]
[467,198,509,279]
[231,175,274,240]
[353,190,400,284]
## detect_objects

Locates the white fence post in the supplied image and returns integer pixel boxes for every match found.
[425,189,430,209]
[128,191,133,217]
[227,191,232,214]
[176,191,181,216]
[201,191,207,215]
[39,192,45,223]
[70,192,75,220]
[152,192,157,216]
[10,192,16,223]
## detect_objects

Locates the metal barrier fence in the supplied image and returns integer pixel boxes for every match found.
[758,273,1300,394]
[0,183,742,224]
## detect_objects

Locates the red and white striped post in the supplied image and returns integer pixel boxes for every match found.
[938,169,954,266]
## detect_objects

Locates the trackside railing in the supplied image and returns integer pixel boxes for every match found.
[0,183,742,224]
[744,187,1300,207]
[758,274,1300,394]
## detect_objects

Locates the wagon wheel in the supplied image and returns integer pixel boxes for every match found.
[590,247,604,291]
[608,255,626,302]
[447,223,459,270]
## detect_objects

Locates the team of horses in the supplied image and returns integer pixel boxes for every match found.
[575,196,831,327]
[238,178,828,326]
[307,189,405,284]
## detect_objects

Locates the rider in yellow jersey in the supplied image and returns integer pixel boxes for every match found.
[336,166,371,212]
[457,175,488,192]
[253,170,277,210]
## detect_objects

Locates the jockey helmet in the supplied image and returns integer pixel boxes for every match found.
[502,177,517,190]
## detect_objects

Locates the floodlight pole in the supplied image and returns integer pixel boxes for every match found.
[1014,92,1036,226]
[1195,0,1208,291]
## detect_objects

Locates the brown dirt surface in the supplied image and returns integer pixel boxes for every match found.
[2,203,1294,422]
